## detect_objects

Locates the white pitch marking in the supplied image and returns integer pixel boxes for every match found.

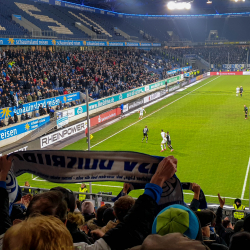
[30,177,248,201]
[241,156,250,200]
[90,76,220,149]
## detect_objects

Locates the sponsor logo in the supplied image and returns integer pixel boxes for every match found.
[169,84,180,92]
[40,121,87,148]
[98,115,101,123]
[0,128,18,140]
[129,99,144,109]
[25,123,30,131]
[77,107,83,115]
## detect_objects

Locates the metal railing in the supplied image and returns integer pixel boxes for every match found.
[21,186,248,224]
[21,186,115,208]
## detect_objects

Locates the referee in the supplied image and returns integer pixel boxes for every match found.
[142,126,149,143]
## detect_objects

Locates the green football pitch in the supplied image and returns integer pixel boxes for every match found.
[17,76,250,206]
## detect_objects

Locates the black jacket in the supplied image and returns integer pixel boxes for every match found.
[102,194,157,250]
[0,187,12,235]
[215,206,234,246]
[66,221,92,244]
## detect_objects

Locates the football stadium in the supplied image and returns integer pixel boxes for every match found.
[1,0,250,249]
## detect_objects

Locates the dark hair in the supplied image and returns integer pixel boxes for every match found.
[114,196,135,222]
[26,191,68,222]
[76,200,81,211]
[102,208,115,225]
[222,220,231,228]
[96,205,109,226]
[50,187,75,213]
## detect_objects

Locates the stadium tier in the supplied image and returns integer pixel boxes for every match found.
[0,0,250,42]
[1,0,250,249]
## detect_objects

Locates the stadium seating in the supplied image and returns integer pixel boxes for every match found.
[0,0,250,42]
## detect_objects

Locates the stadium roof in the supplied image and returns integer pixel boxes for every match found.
[71,0,250,15]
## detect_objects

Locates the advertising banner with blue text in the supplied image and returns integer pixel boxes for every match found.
[0,92,80,119]
[0,116,50,141]
[0,38,161,47]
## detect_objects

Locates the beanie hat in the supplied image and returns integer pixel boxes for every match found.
[152,205,200,240]
[81,201,95,214]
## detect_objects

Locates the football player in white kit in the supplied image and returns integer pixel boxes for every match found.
[160,129,167,152]
[138,107,146,119]
[236,86,240,97]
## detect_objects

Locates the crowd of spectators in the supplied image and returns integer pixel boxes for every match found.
[1,155,250,250]
[0,49,170,109]
[167,46,249,66]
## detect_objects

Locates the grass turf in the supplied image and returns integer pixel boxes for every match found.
[17,76,250,206]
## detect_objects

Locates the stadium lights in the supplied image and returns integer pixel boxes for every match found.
[167,1,192,10]
[207,0,212,4]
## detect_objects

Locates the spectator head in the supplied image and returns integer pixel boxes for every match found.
[234,220,244,233]
[96,205,110,227]
[76,200,81,211]
[25,181,30,187]
[81,183,86,189]
[235,198,241,207]
[152,204,202,241]
[229,231,250,250]
[67,212,85,228]
[195,210,216,228]
[26,191,68,223]
[81,201,95,215]
[114,196,135,222]
[130,233,208,250]
[102,207,116,225]
[222,219,233,229]
[3,216,73,250]
[50,186,75,213]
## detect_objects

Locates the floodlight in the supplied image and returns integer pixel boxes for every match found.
[167,1,192,10]
[176,2,184,9]
[167,1,176,10]
[186,2,191,9]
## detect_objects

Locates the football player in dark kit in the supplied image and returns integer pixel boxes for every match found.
[244,105,248,119]
[166,131,174,152]
[240,86,243,97]
[142,125,149,143]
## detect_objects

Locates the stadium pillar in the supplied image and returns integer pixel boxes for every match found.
[228,52,229,65]
[247,50,249,65]
[86,89,92,196]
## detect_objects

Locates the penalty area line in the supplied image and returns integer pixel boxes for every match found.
[90,76,220,149]
[241,156,250,200]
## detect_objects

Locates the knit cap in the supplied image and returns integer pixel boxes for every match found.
[152,204,200,240]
